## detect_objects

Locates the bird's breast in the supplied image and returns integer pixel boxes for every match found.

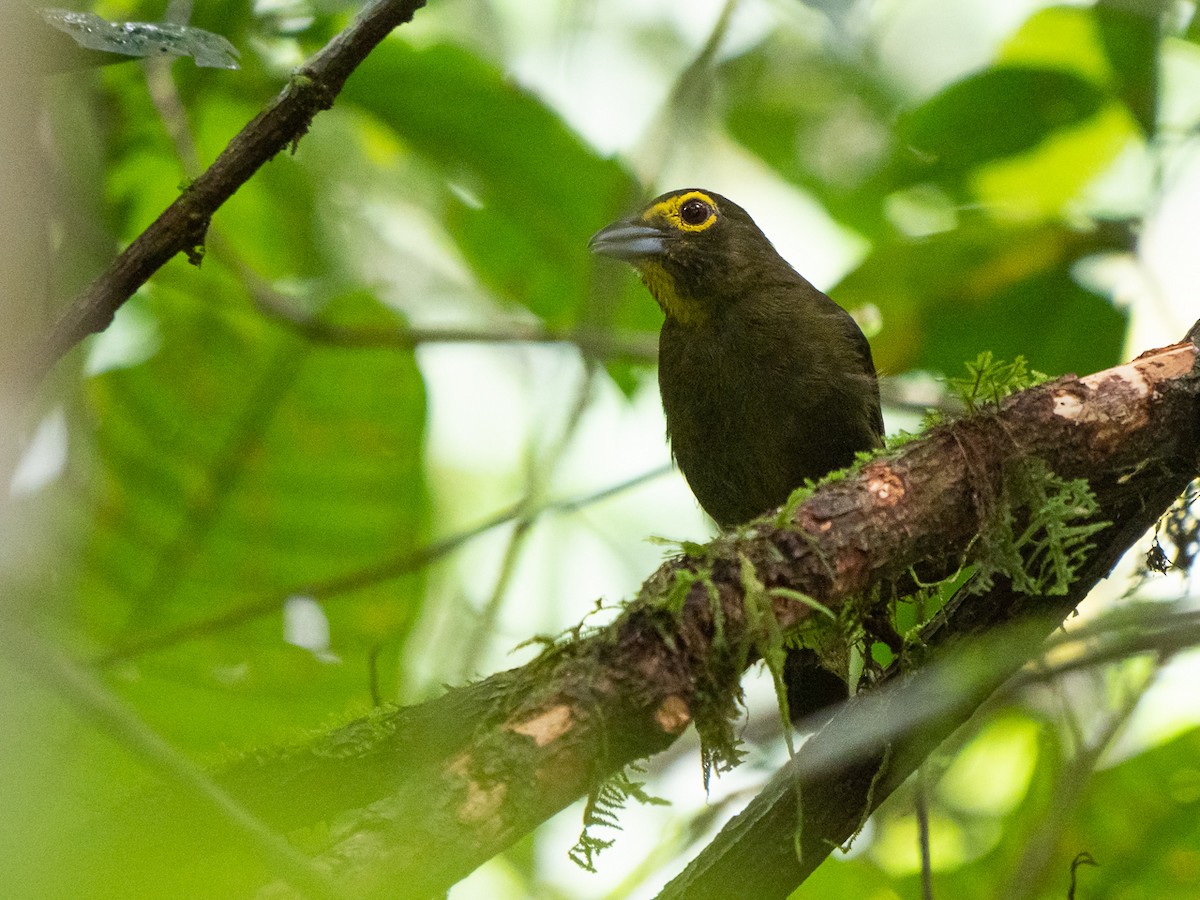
[656,309,878,527]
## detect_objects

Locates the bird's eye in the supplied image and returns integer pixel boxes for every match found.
[679,198,712,226]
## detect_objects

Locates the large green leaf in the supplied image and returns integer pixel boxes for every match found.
[77,259,429,750]
[895,67,1108,180]
[340,40,652,333]
[719,33,900,232]
[833,219,1130,377]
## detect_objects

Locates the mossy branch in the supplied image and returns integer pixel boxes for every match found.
[75,334,1199,897]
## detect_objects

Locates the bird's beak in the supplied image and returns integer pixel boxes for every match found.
[588,220,667,261]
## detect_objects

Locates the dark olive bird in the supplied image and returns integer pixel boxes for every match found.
[590,188,883,526]
[590,188,885,719]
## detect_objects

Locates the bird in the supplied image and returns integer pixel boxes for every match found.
[590,187,885,721]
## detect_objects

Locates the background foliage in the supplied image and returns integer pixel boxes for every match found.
[2,0,1199,897]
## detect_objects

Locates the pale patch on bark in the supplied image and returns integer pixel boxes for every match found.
[1052,391,1084,421]
[508,704,574,747]
[866,465,905,506]
[449,753,508,828]
[655,695,691,734]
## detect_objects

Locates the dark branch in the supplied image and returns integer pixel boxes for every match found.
[657,451,1194,899]
[32,0,427,383]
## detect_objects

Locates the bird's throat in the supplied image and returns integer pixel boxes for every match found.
[638,261,709,327]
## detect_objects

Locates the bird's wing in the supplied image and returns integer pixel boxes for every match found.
[833,304,886,442]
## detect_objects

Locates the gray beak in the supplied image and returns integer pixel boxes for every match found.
[588,221,667,261]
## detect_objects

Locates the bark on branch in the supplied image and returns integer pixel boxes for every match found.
[31,0,426,384]
[88,335,1200,897]
[658,375,1198,898]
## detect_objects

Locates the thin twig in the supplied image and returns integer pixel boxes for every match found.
[916,764,934,900]
[458,517,535,680]
[1000,606,1200,693]
[95,464,671,665]
[266,307,661,361]
[456,361,600,679]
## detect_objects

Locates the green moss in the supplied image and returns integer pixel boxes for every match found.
[740,557,793,737]
[884,425,933,450]
[570,763,669,871]
[949,351,1048,413]
[691,565,748,790]
[775,482,819,526]
[769,588,834,620]
[971,457,1105,596]
[663,569,704,617]
[647,535,711,558]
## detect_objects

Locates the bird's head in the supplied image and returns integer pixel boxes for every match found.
[589,188,782,327]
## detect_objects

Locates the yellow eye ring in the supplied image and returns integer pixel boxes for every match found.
[642,190,718,233]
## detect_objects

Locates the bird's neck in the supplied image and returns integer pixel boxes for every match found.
[638,261,710,327]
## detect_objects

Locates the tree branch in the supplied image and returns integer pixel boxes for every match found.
[76,335,1199,896]
[657,442,1193,899]
[254,287,660,360]
[32,0,427,383]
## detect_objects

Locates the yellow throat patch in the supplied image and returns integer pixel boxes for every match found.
[635,190,718,326]
[637,260,707,327]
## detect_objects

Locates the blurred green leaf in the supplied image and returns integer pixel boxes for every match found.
[0,657,167,899]
[198,99,330,279]
[720,34,899,232]
[1188,5,1200,44]
[788,855,897,898]
[896,67,1107,180]
[998,5,1114,83]
[969,103,1134,219]
[77,261,428,750]
[721,21,1136,267]
[1095,0,1166,135]
[341,41,652,333]
[1051,725,1200,897]
[903,723,1200,899]
[834,219,1130,377]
